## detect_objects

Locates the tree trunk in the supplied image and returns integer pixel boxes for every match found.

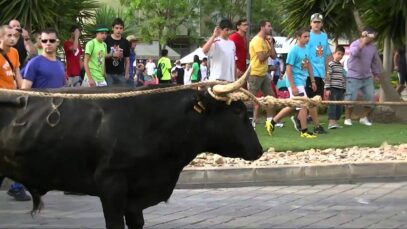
[380,36,392,102]
[352,8,364,32]
[374,52,407,122]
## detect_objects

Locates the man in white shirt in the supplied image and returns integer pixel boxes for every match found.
[200,57,208,81]
[144,57,156,82]
[202,19,236,82]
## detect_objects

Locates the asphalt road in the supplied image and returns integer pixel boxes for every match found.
[1,182,407,228]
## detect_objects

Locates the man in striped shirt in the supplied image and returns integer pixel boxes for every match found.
[325,46,346,129]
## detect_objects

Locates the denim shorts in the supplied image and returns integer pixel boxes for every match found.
[344,77,374,107]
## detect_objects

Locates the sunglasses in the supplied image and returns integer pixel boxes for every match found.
[41,39,57,43]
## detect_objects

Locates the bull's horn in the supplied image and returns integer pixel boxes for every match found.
[212,65,251,95]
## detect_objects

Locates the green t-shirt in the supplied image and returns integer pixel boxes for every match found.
[158,57,172,80]
[191,62,200,81]
[85,38,107,83]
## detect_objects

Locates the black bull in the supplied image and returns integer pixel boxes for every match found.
[0,87,263,229]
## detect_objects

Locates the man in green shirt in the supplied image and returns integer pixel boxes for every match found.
[83,25,108,87]
[157,49,172,84]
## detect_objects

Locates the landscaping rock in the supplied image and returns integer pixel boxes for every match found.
[187,144,407,168]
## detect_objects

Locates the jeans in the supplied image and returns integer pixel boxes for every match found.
[106,73,127,86]
[328,88,345,121]
[344,77,374,108]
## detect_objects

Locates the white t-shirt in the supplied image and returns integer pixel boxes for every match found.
[184,68,192,85]
[207,37,236,82]
[200,64,208,81]
[145,62,156,76]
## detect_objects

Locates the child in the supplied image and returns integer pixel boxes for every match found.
[270,27,317,138]
[325,46,346,129]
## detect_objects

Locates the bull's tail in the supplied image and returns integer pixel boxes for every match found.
[27,188,44,217]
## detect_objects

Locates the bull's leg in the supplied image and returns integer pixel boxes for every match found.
[124,201,144,229]
[96,174,127,229]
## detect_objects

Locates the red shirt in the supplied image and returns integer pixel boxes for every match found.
[63,40,83,77]
[229,32,247,72]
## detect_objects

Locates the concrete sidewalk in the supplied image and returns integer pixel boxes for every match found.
[2,182,407,228]
[177,161,407,188]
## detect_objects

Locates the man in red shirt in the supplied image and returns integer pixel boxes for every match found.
[229,18,249,79]
[64,25,83,87]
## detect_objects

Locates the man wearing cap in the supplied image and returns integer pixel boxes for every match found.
[303,13,331,134]
[83,25,108,87]
[127,35,137,86]
[105,18,130,87]
[344,28,381,126]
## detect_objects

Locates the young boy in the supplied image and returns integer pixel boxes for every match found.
[83,25,108,87]
[325,46,346,129]
[269,27,317,138]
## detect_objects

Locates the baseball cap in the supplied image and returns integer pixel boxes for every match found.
[310,13,323,22]
[95,24,109,33]
[126,35,138,42]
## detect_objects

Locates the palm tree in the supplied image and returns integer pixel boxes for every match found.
[0,0,98,39]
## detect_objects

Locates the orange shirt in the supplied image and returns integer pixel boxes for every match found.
[0,47,20,89]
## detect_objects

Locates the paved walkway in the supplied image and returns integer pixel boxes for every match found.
[1,182,407,228]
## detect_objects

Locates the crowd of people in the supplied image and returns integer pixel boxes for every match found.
[0,13,406,201]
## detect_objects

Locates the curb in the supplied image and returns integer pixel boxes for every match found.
[176,161,407,188]
[2,162,407,190]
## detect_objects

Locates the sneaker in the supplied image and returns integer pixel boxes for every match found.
[359,117,372,126]
[314,125,327,134]
[290,116,301,132]
[265,120,274,136]
[251,119,256,130]
[7,188,31,201]
[344,119,353,126]
[328,124,338,129]
[275,122,284,128]
[300,131,317,138]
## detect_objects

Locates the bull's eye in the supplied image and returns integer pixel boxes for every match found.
[233,106,244,114]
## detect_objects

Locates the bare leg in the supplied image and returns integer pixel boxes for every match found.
[345,106,353,120]
[298,108,308,130]
[308,106,320,126]
[273,107,294,123]
[362,107,372,118]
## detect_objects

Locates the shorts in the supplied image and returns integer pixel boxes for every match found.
[344,77,374,108]
[305,77,324,98]
[67,76,82,87]
[82,78,107,87]
[248,75,275,97]
[288,85,307,110]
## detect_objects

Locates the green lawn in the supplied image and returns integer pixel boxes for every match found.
[256,116,407,152]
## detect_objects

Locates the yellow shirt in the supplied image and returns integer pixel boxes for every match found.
[249,35,271,77]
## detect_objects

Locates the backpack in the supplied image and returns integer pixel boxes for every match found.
[156,62,163,79]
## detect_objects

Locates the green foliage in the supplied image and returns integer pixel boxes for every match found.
[360,0,407,47]
[199,0,284,36]
[278,0,359,39]
[256,116,407,152]
[200,0,246,31]
[0,0,99,41]
[81,5,126,42]
[120,0,200,49]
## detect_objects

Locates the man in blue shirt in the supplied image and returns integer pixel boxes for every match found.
[21,28,65,89]
[299,13,332,134]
